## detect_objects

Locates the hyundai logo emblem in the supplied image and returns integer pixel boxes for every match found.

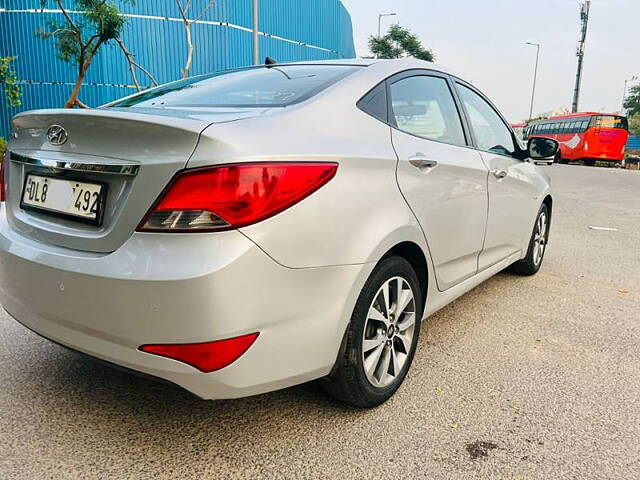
[46,125,68,146]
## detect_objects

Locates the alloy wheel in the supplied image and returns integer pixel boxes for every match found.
[532,211,548,266]
[361,276,416,388]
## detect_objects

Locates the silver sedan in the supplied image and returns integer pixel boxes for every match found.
[0,59,557,407]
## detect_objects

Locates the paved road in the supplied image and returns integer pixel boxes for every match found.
[1,165,639,480]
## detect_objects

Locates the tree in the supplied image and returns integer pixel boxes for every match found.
[115,37,158,91]
[1,56,22,158]
[368,24,435,62]
[623,84,640,117]
[629,113,640,136]
[175,0,217,79]
[37,0,136,107]
[525,114,549,124]
[0,56,22,108]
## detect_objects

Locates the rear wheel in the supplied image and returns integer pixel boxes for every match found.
[508,203,550,276]
[323,256,423,408]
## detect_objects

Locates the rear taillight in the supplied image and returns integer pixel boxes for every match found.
[139,333,259,372]
[137,162,338,232]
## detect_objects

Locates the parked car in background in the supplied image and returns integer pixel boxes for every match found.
[0,59,558,407]
[524,112,629,166]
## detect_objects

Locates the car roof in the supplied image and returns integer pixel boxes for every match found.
[262,58,462,78]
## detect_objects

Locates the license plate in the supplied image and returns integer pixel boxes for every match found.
[20,174,107,225]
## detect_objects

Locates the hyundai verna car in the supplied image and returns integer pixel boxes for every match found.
[0,59,558,407]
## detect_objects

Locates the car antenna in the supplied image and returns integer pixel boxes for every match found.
[265,56,278,67]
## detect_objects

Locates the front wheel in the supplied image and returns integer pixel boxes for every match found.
[322,256,423,408]
[508,203,550,276]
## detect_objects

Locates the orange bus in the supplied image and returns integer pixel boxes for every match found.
[524,112,629,166]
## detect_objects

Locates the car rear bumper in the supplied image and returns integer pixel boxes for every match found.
[0,209,370,399]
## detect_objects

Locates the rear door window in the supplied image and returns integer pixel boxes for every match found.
[389,75,467,147]
[357,83,388,123]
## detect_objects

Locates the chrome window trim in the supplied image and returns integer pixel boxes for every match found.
[9,152,140,176]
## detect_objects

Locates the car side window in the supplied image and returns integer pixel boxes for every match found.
[389,76,466,147]
[357,83,388,123]
[457,83,516,157]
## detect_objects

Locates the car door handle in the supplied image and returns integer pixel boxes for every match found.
[409,156,438,170]
[491,168,508,179]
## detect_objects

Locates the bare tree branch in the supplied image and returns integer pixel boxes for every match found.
[115,37,158,90]
[175,0,216,78]
[75,98,89,108]
[192,0,215,23]
[175,0,189,22]
[55,0,84,47]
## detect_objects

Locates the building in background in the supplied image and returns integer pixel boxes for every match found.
[0,0,355,136]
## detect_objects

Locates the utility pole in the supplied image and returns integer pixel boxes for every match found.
[252,0,259,65]
[571,0,591,113]
[526,42,541,121]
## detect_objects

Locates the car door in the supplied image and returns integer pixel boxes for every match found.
[390,72,489,291]
[454,81,541,271]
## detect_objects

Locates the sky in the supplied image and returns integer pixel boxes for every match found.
[340,0,640,123]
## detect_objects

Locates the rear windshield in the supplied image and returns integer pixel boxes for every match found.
[590,115,628,130]
[110,65,361,108]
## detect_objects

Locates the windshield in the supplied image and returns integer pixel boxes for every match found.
[110,65,361,108]
[590,115,628,130]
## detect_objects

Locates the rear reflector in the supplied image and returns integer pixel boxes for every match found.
[139,333,259,373]
[137,162,338,232]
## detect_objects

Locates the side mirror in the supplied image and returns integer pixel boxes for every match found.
[528,137,558,160]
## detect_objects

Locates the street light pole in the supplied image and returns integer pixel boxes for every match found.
[252,0,259,65]
[526,42,541,121]
[377,12,397,38]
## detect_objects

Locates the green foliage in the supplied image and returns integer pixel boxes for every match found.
[37,1,134,107]
[37,0,130,65]
[525,115,549,124]
[623,84,640,117]
[369,25,435,62]
[0,56,22,108]
[0,137,7,158]
[628,113,640,136]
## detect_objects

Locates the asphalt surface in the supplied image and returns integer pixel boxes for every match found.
[1,164,639,479]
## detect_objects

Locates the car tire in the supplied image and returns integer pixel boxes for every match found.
[584,159,595,166]
[508,203,550,276]
[322,256,423,408]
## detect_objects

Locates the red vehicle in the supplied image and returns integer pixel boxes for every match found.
[524,112,629,166]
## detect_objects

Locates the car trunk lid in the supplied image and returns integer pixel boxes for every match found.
[4,107,270,253]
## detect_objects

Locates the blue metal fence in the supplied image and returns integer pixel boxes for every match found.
[627,136,640,150]
[0,0,355,137]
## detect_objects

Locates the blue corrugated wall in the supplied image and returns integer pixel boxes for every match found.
[627,136,640,150]
[0,0,356,136]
